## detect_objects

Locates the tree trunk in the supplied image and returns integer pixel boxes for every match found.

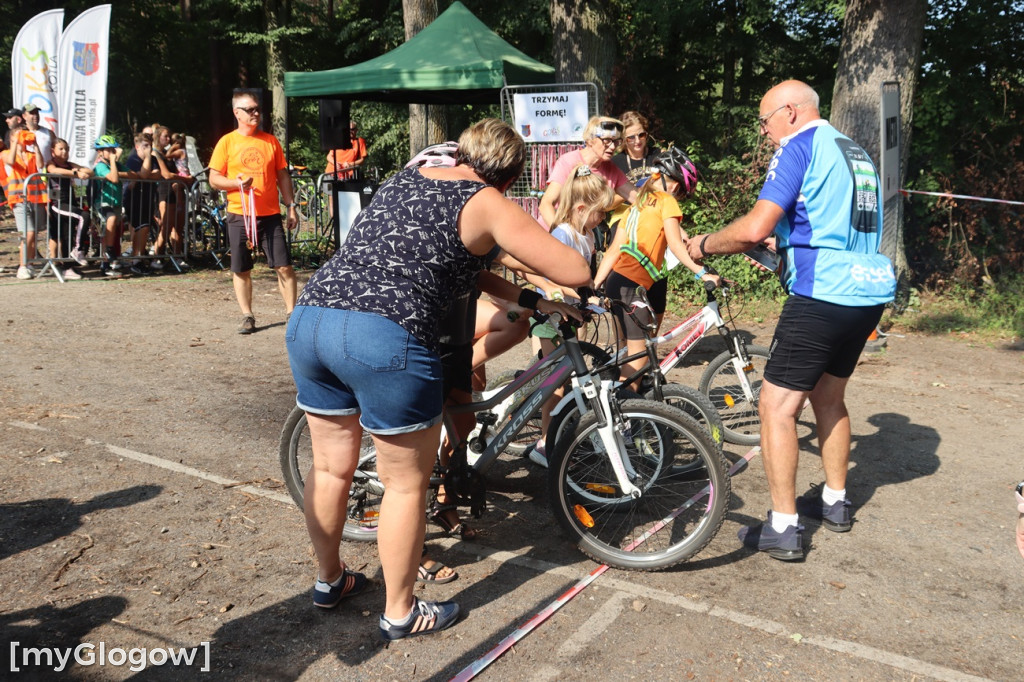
[831,0,927,292]
[265,0,288,141]
[403,0,445,156]
[550,0,615,109]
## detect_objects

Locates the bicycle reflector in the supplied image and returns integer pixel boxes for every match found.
[573,504,596,528]
[723,394,736,408]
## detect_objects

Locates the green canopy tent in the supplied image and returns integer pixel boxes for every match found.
[283,1,554,104]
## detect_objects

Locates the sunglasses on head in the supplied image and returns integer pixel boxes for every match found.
[599,121,623,133]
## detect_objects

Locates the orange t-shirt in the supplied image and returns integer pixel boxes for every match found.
[209,129,287,216]
[324,137,367,175]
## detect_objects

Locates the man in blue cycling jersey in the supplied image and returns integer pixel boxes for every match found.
[687,79,895,561]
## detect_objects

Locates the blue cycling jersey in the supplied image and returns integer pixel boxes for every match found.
[758,120,895,306]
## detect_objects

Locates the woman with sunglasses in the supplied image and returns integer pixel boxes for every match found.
[612,111,662,186]
[538,116,637,230]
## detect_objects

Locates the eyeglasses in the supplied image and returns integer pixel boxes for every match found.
[596,137,622,147]
[626,132,648,142]
[757,104,788,128]
[235,105,260,116]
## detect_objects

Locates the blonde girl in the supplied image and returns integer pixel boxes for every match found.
[525,164,614,467]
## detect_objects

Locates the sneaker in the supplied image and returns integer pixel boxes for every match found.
[16,265,34,280]
[737,511,804,561]
[528,441,548,468]
[129,262,150,276]
[797,484,853,532]
[379,597,460,641]
[150,259,164,270]
[63,268,83,281]
[312,568,367,609]
[100,263,121,278]
[70,248,89,266]
[110,260,123,271]
[237,315,256,335]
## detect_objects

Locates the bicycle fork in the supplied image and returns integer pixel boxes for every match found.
[725,333,758,404]
[575,376,643,499]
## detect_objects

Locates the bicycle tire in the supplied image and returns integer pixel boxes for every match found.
[646,383,726,450]
[547,399,730,570]
[487,341,611,457]
[698,344,770,446]
[278,405,382,542]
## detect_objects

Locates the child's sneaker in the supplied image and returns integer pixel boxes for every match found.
[70,248,89,266]
[379,597,460,641]
[63,268,83,281]
[527,440,548,468]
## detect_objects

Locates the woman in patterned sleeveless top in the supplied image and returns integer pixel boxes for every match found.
[286,119,591,639]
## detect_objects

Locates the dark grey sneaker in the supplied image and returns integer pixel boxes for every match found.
[797,484,853,532]
[379,597,460,641]
[237,315,256,334]
[737,512,804,561]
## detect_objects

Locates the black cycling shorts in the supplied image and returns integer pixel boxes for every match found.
[764,294,884,391]
[605,271,667,341]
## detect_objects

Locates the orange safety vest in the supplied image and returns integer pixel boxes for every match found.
[4,152,48,205]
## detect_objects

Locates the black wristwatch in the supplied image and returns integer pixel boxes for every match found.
[1016,481,1024,496]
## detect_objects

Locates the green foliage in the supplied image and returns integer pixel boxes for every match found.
[900,274,1024,340]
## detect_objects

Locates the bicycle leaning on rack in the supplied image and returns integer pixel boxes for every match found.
[279,306,731,571]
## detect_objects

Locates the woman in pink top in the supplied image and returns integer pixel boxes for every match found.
[538,116,638,229]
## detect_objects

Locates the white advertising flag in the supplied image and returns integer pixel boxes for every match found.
[11,9,64,133]
[57,4,111,166]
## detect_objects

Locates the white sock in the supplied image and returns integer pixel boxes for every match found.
[822,485,846,506]
[770,511,799,532]
[383,602,416,626]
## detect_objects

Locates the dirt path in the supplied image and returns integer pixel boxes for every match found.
[1,231,1022,679]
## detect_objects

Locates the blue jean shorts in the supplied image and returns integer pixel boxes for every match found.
[286,306,444,435]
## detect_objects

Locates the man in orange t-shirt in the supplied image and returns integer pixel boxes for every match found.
[324,121,367,179]
[209,90,299,334]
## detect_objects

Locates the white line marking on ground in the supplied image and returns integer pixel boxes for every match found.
[10,421,994,682]
[455,542,994,682]
[10,420,49,431]
[556,592,627,659]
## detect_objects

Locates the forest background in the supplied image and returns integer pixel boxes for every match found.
[1,0,1022,338]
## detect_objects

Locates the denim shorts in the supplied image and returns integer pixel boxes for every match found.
[286,306,444,435]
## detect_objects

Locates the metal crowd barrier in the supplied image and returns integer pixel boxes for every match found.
[23,172,198,282]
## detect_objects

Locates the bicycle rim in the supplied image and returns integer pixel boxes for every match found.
[699,345,770,446]
[278,406,382,542]
[548,399,730,570]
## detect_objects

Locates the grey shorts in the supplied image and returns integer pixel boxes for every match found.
[13,202,46,235]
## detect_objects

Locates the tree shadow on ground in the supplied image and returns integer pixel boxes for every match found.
[0,485,162,561]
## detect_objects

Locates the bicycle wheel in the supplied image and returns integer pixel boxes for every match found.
[547,399,730,570]
[698,344,770,446]
[278,405,382,542]
[488,341,611,457]
[647,383,726,450]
